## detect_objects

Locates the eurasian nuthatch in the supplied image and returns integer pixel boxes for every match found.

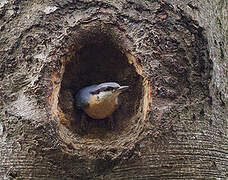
[75,82,129,130]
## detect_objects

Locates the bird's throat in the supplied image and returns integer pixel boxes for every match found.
[84,96,118,119]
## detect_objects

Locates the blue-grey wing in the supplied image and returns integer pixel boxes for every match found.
[75,85,96,109]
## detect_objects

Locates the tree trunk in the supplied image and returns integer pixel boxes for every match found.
[0,0,227,179]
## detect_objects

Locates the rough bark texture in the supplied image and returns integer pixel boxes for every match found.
[0,0,227,179]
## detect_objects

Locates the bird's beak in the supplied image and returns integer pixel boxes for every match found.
[117,86,129,93]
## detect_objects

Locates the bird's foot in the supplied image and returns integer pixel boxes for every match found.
[108,115,115,130]
[80,113,88,131]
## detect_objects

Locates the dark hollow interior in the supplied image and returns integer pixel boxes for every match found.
[59,41,142,137]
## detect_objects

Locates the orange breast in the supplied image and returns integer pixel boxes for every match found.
[84,96,118,119]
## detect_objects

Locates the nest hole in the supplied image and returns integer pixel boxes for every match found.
[57,40,144,139]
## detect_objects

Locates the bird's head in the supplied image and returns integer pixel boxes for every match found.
[90,82,129,101]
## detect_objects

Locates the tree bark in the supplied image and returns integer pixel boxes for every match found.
[0,0,227,179]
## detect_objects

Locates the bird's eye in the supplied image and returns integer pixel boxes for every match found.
[106,87,113,91]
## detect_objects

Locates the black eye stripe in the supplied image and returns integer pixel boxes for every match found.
[105,87,115,91]
[91,90,100,95]
[91,86,116,94]
[100,87,106,91]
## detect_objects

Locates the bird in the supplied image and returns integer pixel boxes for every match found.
[75,82,129,130]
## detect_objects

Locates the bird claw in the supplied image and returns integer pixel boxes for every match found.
[80,113,88,131]
[108,115,115,130]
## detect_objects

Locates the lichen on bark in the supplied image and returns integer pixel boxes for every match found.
[0,0,227,179]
